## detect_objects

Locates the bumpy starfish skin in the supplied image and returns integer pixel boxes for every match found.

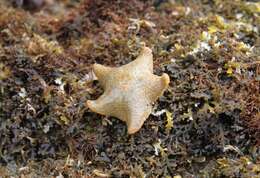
[87,47,170,134]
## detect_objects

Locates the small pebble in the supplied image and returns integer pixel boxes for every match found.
[14,0,44,10]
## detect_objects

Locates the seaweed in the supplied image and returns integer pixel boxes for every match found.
[0,0,259,177]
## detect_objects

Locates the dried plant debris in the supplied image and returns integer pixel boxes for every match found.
[0,0,259,177]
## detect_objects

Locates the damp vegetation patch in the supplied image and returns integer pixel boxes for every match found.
[0,0,259,177]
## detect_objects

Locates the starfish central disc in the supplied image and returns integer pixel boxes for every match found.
[86,47,170,134]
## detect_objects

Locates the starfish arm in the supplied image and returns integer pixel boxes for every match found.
[86,89,118,116]
[125,47,153,72]
[147,73,170,102]
[126,99,152,134]
[92,64,113,87]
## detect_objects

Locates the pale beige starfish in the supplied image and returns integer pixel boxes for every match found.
[86,47,170,134]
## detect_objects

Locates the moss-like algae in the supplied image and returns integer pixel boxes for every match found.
[0,0,259,177]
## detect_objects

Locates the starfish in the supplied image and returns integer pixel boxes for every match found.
[86,47,170,134]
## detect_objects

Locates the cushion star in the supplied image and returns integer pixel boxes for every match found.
[86,47,170,134]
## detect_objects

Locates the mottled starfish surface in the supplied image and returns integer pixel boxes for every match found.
[86,47,170,134]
